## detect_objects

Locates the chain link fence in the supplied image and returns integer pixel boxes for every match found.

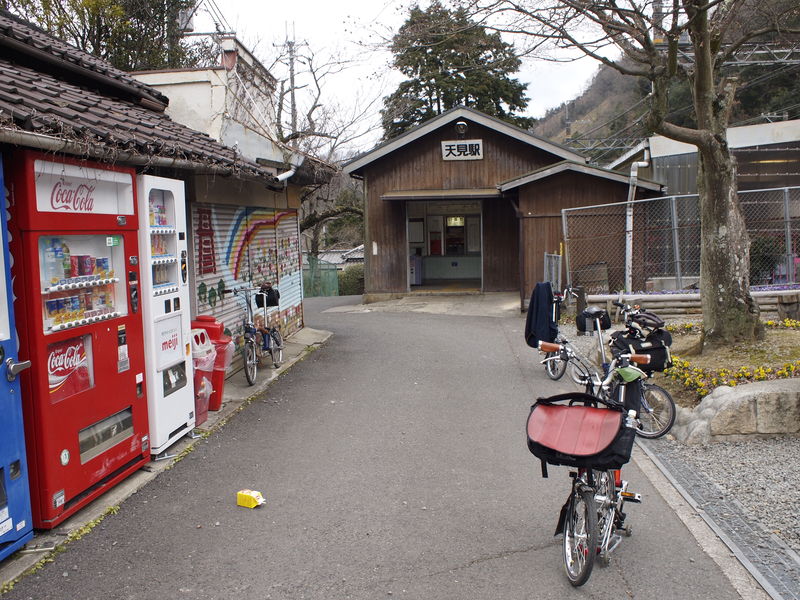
[302,256,340,297]
[563,186,800,293]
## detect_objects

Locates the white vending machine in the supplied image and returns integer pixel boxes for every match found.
[137,175,195,455]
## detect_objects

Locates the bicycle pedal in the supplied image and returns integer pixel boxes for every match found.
[620,491,641,503]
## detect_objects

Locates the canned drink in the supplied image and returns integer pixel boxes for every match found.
[69,295,81,320]
[69,255,80,279]
[79,255,95,277]
[83,290,93,312]
[95,257,109,277]
[54,298,65,324]
[45,299,59,328]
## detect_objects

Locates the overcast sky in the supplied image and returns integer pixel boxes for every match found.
[193,0,600,151]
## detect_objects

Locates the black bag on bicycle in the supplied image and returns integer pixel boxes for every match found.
[526,392,635,475]
[609,329,673,373]
[576,306,611,333]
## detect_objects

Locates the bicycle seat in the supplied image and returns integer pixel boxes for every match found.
[582,306,607,318]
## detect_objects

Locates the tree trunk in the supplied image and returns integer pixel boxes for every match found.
[697,143,763,348]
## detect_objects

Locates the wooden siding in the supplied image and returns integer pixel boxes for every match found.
[483,198,519,291]
[517,172,642,296]
[362,119,565,293]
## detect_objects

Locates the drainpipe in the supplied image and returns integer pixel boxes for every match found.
[276,155,305,183]
[276,167,295,182]
[625,150,650,293]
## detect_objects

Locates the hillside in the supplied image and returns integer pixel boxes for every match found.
[534,62,800,165]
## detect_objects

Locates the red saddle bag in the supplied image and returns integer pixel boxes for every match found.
[526,392,635,475]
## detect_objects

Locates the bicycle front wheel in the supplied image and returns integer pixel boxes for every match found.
[563,487,598,587]
[243,340,258,386]
[270,330,283,368]
[544,352,567,380]
[636,383,676,439]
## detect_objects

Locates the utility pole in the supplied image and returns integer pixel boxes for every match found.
[286,23,298,146]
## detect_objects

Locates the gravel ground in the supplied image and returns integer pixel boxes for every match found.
[657,437,800,554]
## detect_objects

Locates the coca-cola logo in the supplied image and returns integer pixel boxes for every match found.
[48,343,86,377]
[50,181,96,212]
[161,331,179,353]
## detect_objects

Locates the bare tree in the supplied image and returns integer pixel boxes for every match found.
[467,0,800,349]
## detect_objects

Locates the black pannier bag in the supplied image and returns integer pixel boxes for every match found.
[576,306,612,333]
[526,392,636,477]
[609,329,673,373]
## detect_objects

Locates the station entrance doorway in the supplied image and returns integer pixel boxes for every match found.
[407,200,482,292]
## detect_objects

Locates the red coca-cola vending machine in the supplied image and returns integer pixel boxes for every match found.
[6,151,150,529]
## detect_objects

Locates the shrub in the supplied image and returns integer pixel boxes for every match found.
[338,264,364,296]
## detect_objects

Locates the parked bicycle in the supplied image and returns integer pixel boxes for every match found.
[223,286,284,386]
[540,333,676,439]
[527,350,649,586]
[539,301,676,438]
[543,286,577,381]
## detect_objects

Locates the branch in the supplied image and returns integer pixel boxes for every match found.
[300,205,363,231]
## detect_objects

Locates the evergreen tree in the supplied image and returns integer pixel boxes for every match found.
[381,1,534,139]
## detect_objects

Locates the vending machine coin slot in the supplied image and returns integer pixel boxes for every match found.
[128,271,139,314]
[180,250,187,283]
[173,297,180,311]
[164,299,171,314]
[9,460,21,480]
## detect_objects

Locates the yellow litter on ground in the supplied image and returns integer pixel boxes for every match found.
[237,489,266,508]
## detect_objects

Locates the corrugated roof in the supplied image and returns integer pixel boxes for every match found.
[0,9,278,184]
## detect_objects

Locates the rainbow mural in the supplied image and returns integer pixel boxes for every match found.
[224,208,295,281]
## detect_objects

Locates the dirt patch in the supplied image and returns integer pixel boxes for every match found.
[657,328,800,409]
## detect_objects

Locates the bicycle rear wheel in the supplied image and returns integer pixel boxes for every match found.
[270,329,283,368]
[563,487,597,586]
[635,383,676,439]
[544,352,567,380]
[243,339,258,386]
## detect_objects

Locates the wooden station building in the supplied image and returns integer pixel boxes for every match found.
[343,107,663,305]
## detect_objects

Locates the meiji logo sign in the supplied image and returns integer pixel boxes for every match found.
[161,330,179,353]
[155,316,183,370]
[50,181,96,212]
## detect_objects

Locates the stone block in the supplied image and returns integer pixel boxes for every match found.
[709,395,758,436]
[685,420,711,445]
[757,392,800,434]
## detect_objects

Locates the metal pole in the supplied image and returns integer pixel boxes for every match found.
[625,201,633,292]
[561,208,573,290]
[670,196,683,289]
[785,188,795,284]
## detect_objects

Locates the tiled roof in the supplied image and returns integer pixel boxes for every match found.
[0,10,278,183]
[0,9,168,110]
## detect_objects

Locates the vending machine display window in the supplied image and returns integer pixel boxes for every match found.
[39,235,127,333]
[46,334,94,404]
[148,189,179,296]
[78,407,133,464]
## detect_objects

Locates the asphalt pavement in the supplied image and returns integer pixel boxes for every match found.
[0,294,767,599]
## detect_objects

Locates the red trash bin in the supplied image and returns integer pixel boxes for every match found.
[192,315,224,338]
[209,335,234,411]
[191,329,216,426]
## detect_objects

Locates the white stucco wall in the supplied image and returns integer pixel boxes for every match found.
[134,69,228,141]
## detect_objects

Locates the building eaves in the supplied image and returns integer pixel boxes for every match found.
[498,160,663,192]
[343,106,586,175]
[0,15,279,186]
[0,9,169,111]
